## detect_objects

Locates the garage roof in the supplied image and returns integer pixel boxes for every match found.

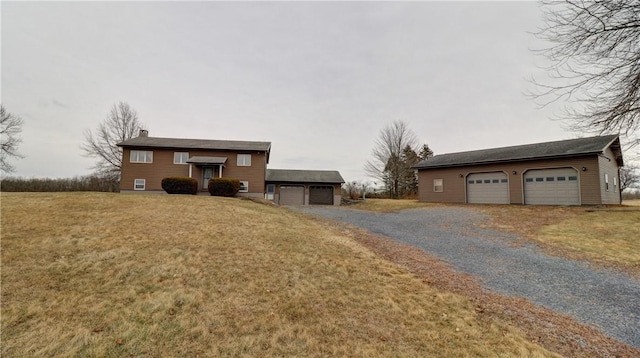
[266,169,345,184]
[414,135,622,169]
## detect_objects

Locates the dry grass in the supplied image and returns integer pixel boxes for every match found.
[536,209,640,272]
[623,199,640,206]
[479,205,640,275]
[1,192,556,357]
[347,198,436,212]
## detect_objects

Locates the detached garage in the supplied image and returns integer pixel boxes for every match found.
[414,135,623,206]
[265,169,345,206]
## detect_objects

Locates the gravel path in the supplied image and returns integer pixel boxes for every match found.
[294,206,640,349]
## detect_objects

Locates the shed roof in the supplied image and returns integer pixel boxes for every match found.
[414,135,622,169]
[266,169,345,184]
[117,136,272,152]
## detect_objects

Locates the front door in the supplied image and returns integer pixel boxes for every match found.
[203,167,214,189]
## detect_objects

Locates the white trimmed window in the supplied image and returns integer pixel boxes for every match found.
[134,179,146,191]
[239,181,249,193]
[605,173,609,191]
[433,179,443,192]
[614,177,618,191]
[174,152,189,164]
[237,154,251,166]
[130,150,153,163]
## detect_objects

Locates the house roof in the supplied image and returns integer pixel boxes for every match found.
[266,169,345,184]
[186,156,227,165]
[117,136,272,152]
[414,135,622,169]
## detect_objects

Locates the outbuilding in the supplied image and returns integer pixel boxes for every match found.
[413,135,623,206]
[265,169,345,206]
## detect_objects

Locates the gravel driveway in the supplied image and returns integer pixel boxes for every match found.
[294,206,640,349]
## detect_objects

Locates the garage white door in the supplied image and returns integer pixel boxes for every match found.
[524,168,579,205]
[467,172,509,204]
[279,186,305,205]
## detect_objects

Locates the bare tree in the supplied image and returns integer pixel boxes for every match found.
[81,102,144,178]
[533,1,640,146]
[365,121,418,199]
[1,105,24,174]
[619,165,639,192]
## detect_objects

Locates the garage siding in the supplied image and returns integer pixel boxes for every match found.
[598,147,621,204]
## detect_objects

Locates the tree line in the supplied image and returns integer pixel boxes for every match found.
[1,175,119,192]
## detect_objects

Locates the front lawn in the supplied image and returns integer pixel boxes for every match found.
[1,192,554,357]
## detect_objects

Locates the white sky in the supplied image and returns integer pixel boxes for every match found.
[2,1,585,182]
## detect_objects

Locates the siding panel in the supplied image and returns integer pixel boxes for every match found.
[598,147,621,204]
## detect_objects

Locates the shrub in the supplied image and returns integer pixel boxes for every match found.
[161,177,198,195]
[208,178,240,197]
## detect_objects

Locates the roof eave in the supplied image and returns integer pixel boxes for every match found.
[414,152,603,170]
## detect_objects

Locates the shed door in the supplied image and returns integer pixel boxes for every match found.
[467,172,509,204]
[279,186,305,205]
[524,168,579,205]
[309,186,334,205]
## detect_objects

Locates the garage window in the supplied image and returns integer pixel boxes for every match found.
[525,178,533,182]
[568,176,578,181]
[434,179,443,192]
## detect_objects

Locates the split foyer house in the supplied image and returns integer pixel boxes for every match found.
[413,135,623,206]
[117,131,344,205]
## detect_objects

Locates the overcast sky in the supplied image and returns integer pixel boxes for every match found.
[3,1,584,182]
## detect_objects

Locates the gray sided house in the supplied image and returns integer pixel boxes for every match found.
[413,135,623,206]
[266,169,345,206]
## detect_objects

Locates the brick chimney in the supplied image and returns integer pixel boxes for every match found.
[139,129,149,137]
